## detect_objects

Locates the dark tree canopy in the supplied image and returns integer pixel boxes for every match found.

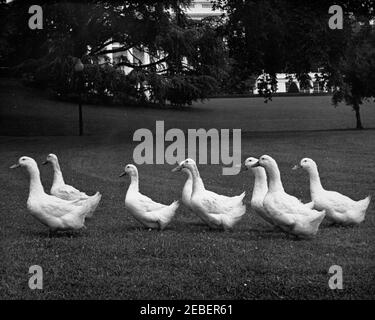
[214,0,375,128]
[332,24,375,129]
[0,0,227,106]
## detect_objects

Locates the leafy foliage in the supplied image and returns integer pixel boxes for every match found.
[332,25,375,128]
[213,0,375,128]
[1,0,226,106]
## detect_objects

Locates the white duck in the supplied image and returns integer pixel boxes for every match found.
[180,166,193,210]
[43,153,101,218]
[243,157,274,226]
[251,155,326,239]
[294,158,371,226]
[172,159,246,230]
[10,156,100,233]
[120,164,179,230]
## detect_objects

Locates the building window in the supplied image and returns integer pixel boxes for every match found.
[202,3,213,8]
[132,48,145,65]
[313,81,324,93]
[299,81,311,93]
[286,81,299,93]
[112,47,125,65]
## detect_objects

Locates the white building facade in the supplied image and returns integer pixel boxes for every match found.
[104,1,331,95]
[104,1,221,70]
[254,72,330,94]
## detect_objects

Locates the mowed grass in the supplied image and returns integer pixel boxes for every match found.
[0,79,375,299]
[2,78,375,137]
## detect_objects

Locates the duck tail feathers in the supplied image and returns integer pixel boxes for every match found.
[358,195,371,212]
[228,192,246,217]
[232,192,246,216]
[169,200,180,210]
[84,192,102,219]
[236,191,246,201]
[310,209,326,231]
[157,200,180,230]
[223,202,246,231]
[232,202,246,218]
[222,203,246,230]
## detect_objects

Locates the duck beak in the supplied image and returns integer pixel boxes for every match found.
[42,161,48,165]
[119,171,127,177]
[10,163,20,169]
[292,164,301,170]
[251,161,260,167]
[171,165,182,172]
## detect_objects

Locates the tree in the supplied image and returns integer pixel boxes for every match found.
[2,0,227,106]
[0,0,16,70]
[332,26,375,129]
[213,0,375,129]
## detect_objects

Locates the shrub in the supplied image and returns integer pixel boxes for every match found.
[288,81,299,93]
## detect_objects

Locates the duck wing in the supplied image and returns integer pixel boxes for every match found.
[135,193,168,212]
[199,190,245,216]
[279,193,314,216]
[35,195,87,218]
[304,201,315,209]
[52,184,89,201]
[264,192,313,226]
[154,201,180,230]
[322,190,357,213]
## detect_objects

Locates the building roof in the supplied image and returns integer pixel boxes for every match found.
[185,0,222,20]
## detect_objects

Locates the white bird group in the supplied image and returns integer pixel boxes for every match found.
[244,155,371,238]
[11,154,101,235]
[11,154,371,239]
[172,159,246,230]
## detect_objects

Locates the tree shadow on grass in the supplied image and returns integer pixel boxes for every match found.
[215,226,321,242]
[241,127,375,138]
[220,229,291,242]
[319,222,357,229]
[22,229,86,239]
[121,222,218,233]
[121,225,158,232]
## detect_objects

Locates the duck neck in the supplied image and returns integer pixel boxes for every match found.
[190,165,205,194]
[266,165,284,192]
[307,166,324,196]
[52,160,65,186]
[183,171,193,189]
[252,169,268,199]
[128,173,139,192]
[27,166,45,197]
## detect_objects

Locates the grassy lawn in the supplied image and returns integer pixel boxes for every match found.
[2,78,375,137]
[1,79,375,299]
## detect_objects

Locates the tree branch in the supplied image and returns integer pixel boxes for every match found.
[95,44,135,56]
[116,56,169,69]
[89,39,117,56]
[128,48,143,64]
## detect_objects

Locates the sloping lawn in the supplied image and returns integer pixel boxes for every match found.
[0,79,374,299]
[1,78,375,137]
[1,130,374,299]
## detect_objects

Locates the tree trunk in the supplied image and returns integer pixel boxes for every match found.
[78,96,83,136]
[353,103,364,130]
